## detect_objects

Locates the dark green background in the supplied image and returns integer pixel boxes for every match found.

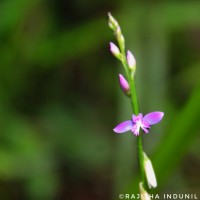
[0,0,200,199]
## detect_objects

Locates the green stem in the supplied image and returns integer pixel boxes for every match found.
[137,133,145,183]
[129,77,139,114]
[121,57,145,184]
[129,75,145,184]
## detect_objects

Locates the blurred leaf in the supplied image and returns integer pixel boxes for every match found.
[0,113,56,199]
[39,103,112,168]
[26,17,110,65]
[0,0,42,34]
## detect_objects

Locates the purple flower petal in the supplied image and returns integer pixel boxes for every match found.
[132,114,136,121]
[132,113,142,123]
[113,120,133,133]
[143,112,164,125]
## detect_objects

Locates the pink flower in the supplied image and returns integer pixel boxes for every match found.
[113,112,164,136]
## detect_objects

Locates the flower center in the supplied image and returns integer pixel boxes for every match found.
[131,115,150,135]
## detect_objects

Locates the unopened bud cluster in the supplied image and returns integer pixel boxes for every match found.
[108,12,137,96]
[108,12,119,31]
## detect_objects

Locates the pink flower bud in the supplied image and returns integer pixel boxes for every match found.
[110,42,121,59]
[127,50,136,70]
[118,74,130,96]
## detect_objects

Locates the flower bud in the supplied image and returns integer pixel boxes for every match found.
[127,50,136,71]
[110,42,121,59]
[108,12,119,31]
[139,183,151,200]
[116,27,125,51]
[118,74,130,96]
[143,153,157,189]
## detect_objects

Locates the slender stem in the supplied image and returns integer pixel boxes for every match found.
[137,133,145,183]
[121,57,145,184]
[129,75,145,184]
[128,77,139,114]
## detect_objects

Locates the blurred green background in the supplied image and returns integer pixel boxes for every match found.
[0,0,200,199]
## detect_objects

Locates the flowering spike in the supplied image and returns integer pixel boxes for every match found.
[139,183,151,200]
[113,111,164,136]
[108,12,125,53]
[109,42,121,59]
[143,153,157,189]
[127,50,136,71]
[118,74,130,96]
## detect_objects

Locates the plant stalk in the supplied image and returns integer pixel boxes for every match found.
[122,57,145,184]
